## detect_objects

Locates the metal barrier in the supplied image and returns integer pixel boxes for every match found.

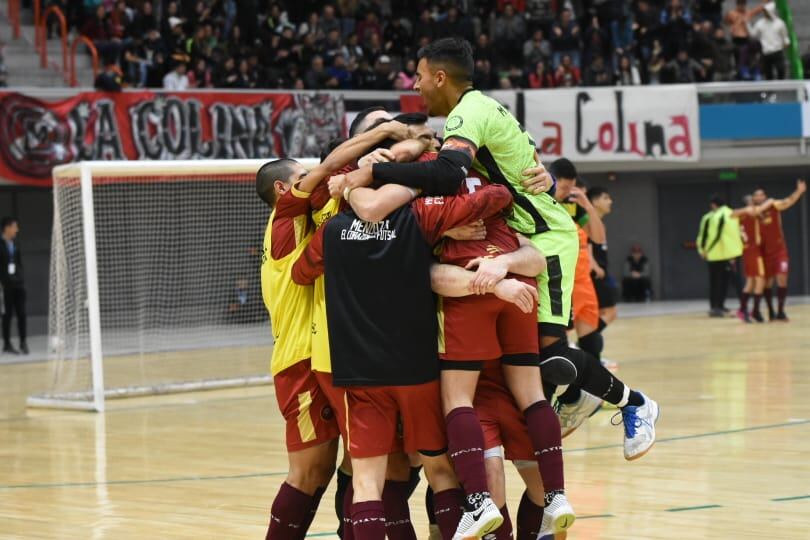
[38,5,69,84]
[69,36,99,88]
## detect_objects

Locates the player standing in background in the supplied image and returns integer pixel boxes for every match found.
[738,195,773,323]
[751,179,806,321]
[586,186,619,327]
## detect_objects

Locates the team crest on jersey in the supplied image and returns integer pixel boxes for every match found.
[321,405,334,421]
[445,116,463,131]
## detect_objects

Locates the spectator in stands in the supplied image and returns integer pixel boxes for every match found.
[712,26,736,81]
[439,6,474,43]
[384,17,410,58]
[634,0,660,72]
[304,55,333,89]
[0,63,6,88]
[81,4,121,61]
[660,0,692,59]
[493,4,527,68]
[584,54,613,86]
[610,0,634,55]
[320,5,341,37]
[236,58,258,88]
[396,58,417,90]
[615,54,641,85]
[342,33,365,62]
[526,0,555,35]
[413,8,435,43]
[555,53,582,86]
[163,61,190,90]
[724,0,753,79]
[582,15,611,71]
[356,11,383,45]
[527,59,556,88]
[95,61,123,91]
[551,8,581,68]
[690,20,718,82]
[666,48,705,83]
[371,55,396,89]
[188,57,213,88]
[327,54,352,88]
[473,58,496,90]
[122,38,150,87]
[623,244,652,302]
[647,40,666,84]
[474,33,496,65]
[747,2,790,80]
[524,29,552,70]
[352,57,376,89]
[696,0,724,27]
[1,217,27,355]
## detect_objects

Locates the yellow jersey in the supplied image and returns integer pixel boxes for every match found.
[310,197,340,373]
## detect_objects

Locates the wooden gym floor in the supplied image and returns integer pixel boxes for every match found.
[2,305,810,539]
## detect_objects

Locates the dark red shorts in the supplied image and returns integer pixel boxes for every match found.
[314,370,348,442]
[742,247,765,278]
[474,363,534,462]
[344,380,446,458]
[764,249,789,278]
[274,360,341,452]
[440,278,538,364]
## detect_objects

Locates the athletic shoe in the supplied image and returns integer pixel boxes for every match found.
[2,344,18,354]
[555,390,603,438]
[751,311,765,323]
[540,355,577,386]
[736,310,751,323]
[612,393,659,460]
[428,524,443,540]
[775,312,790,322]
[708,309,724,318]
[538,492,575,535]
[19,342,29,355]
[452,496,503,540]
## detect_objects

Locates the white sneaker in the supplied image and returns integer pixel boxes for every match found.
[452,496,503,540]
[613,392,659,460]
[539,492,576,535]
[555,390,603,438]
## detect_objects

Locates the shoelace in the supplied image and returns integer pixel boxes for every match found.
[611,407,646,438]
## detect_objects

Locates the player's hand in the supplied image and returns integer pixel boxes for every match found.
[407,123,435,143]
[344,166,374,189]
[493,279,538,314]
[444,220,486,241]
[797,178,807,194]
[358,148,396,168]
[328,174,347,198]
[385,120,411,141]
[568,186,591,208]
[592,265,606,279]
[466,256,510,295]
[521,163,554,195]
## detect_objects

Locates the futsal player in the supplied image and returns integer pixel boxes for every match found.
[739,195,772,322]
[751,179,806,321]
[292,175,518,540]
[256,120,426,539]
[586,186,619,326]
[337,37,587,536]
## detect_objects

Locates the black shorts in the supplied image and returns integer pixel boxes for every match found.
[592,274,619,308]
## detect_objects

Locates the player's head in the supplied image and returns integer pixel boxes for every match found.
[349,106,392,137]
[548,158,577,201]
[752,187,767,205]
[709,193,726,209]
[588,186,613,215]
[415,37,474,116]
[743,194,753,206]
[255,158,308,209]
[320,137,346,162]
[1,217,18,239]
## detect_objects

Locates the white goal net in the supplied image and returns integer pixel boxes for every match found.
[30,159,317,411]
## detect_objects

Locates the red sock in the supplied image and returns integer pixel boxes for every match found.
[343,482,355,540]
[516,491,544,540]
[446,407,489,498]
[266,482,314,540]
[433,488,464,540]
[382,480,417,540]
[777,286,787,314]
[296,486,325,540]
[351,500,386,540]
[523,400,564,493]
[493,504,513,539]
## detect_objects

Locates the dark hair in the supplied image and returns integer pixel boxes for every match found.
[256,158,298,208]
[417,37,474,82]
[710,193,725,206]
[548,158,577,181]
[587,185,609,201]
[320,138,346,162]
[349,106,387,137]
[753,185,766,194]
[1,217,17,230]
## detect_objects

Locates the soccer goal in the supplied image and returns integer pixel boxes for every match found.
[29,159,318,412]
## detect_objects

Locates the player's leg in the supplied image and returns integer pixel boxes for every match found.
[483,452,513,540]
[381,453,418,540]
[739,276,753,320]
[351,455,388,540]
[775,253,790,320]
[513,462,547,540]
[763,275,776,320]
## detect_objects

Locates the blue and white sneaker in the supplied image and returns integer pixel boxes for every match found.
[612,392,659,460]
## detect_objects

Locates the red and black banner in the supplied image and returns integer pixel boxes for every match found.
[0,91,346,186]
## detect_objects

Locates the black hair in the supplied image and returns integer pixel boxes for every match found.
[349,106,387,138]
[1,217,17,230]
[710,193,726,207]
[320,137,346,162]
[587,185,609,201]
[256,158,298,208]
[548,158,577,181]
[417,37,474,82]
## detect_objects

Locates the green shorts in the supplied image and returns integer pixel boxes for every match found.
[530,229,579,328]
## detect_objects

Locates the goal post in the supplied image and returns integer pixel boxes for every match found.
[29,158,318,412]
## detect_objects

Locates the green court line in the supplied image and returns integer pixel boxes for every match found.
[577,514,615,519]
[0,471,287,490]
[666,504,722,512]
[772,495,810,502]
[305,533,339,538]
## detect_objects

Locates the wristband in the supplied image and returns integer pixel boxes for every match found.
[343,186,353,201]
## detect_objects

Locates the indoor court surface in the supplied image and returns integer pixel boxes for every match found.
[2,303,810,539]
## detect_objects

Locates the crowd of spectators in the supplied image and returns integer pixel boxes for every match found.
[37,0,795,91]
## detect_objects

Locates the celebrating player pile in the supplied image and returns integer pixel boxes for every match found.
[257,37,660,540]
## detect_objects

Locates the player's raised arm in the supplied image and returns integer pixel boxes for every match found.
[464,235,547,295]
[430,263,538,314]
[290,226,326,285]
[773,179,807,211]
[342,184,420,223]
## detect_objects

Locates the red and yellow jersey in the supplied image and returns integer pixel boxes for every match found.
[758,206,785,255]
[261,186,314,376]
[739,214,761,252]
[310,197,341,374]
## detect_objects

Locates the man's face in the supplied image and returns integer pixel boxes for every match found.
[554,178,575,201]
[3,222,19,240]
[593,193,613,214]
[414,58,445,116]
[752,188,767,205]
[275,163,308,197]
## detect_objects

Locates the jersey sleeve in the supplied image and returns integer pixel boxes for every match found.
[411,184,513,245]
[274,185,312,219]
[291,224,325,285]
[443,96,486,150]
[270,187,312,260]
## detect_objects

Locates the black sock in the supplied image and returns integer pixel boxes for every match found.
[405,466,422,499]
[557,385,582,405]
[569,344,627,405]
[425,486,436,525]
[577,331,603,361]
[764,288,775,318]
[623,390,644,408]
[335,468,351,538]
[597,318,608,332]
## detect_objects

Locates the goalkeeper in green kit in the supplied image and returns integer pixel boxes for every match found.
[340,37,658,539]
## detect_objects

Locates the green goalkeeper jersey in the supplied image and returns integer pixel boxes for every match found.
[444,89,576,236]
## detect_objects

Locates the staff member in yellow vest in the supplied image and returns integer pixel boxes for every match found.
[696,195,754,318]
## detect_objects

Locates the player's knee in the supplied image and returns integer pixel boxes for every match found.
[484,454,506,506]
[539,339,578,386]
[287,454,336,492]
[422,454,458,492]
